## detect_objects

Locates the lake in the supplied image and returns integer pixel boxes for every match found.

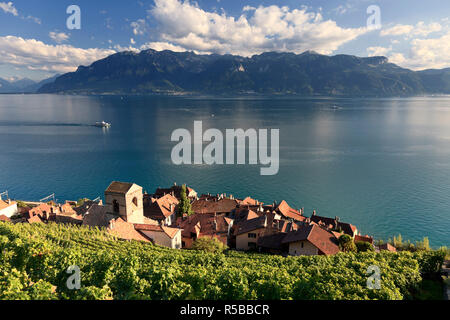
[0,94,449,246]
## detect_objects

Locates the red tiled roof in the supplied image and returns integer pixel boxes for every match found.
[176,213,231,238]
[27,215,43,224]
[275,200,306,222]
[282,224,340,255]
[191,198,238,214]
[0,215,11,222]
[378,243,397,252]
[144,193,179,219]
[0,200,16,210]
[239,197,260,206]
[235,215,267,236]
[310,215,357,236]
[355,234,374,244]
[154,185,196,199]
[134,224,181,239]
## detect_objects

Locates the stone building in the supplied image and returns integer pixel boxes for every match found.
[104,181,144,224]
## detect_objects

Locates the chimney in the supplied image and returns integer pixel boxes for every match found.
[258,203,263,212]
[301,207,304,215]
[174,182,177,186]
[312,210,316,216]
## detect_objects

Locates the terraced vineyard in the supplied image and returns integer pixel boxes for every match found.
[0,221,445,300]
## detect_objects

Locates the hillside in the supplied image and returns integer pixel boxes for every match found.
[0,221,445,300]
[38,49,450,96]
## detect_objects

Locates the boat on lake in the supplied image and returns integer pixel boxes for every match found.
[94,121,111,128]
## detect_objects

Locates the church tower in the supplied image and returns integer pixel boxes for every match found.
[104,181,144,224]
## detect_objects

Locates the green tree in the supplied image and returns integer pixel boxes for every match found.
[356,241,374,252]
[191,238,227,253]
[339,234,357,253]
[177,184,193,217]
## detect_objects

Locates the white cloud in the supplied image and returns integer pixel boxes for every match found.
[369,32,450,70]
[367,46,392,57]
[0,2,18,16]
[130,38,136,45]
[146,0,367,56]
[380,24,413,37]
[131,19,147,36]
[140,41,188,52]
[381,22,442,37]
[49,32,70,44]
[0,35,115,73]
[25,15,41,24]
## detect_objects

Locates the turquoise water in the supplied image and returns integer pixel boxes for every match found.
[0,94,449,246]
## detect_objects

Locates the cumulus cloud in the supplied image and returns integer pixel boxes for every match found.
[146,0,367,56]
[140,41,188,52]
[380,21,442,37]
[131,19,147,36]
[367,46,392,57]
[49,32,70,44]
[0,2,17,16]
[0,35,115,73]
[368,31,450,70]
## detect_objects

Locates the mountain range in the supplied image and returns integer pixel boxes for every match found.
[0,75,60,94]
[13,49,450,96]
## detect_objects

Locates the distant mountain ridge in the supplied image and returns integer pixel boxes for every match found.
[37,49,450,96]
[0,75,60,93]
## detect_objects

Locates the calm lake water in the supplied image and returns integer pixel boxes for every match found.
[0,94,449,246]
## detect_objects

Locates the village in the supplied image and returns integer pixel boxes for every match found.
[0,181,397,256]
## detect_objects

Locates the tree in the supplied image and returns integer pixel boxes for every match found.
[177,184,193,217]
[191,238,227,253]
[356,241,374,253]
[339,234,357,253]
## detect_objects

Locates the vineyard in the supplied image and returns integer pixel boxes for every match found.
[0,221,445,300]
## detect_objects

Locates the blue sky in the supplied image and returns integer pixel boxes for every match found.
[1,0,450,80]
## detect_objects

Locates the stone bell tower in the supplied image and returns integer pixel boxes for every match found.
[104,181,144,224]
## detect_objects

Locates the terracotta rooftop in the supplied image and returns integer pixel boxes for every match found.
[0,215,11,222]
[134,224,181,239]
[154,184,196,199]
[176,213,231,238]
[275,200,306,222]
[144,193,179,219]
[0,200,16,210]
[282,224,340,255]
[235,215,268,236]
[191,198,239,214]
[310,215,357,235]
[82,204,117,228]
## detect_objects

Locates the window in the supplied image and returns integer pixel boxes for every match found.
[248,233,257,239]
[132,197,138,206]
[301,242,304,248]
[113,200,119,213]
